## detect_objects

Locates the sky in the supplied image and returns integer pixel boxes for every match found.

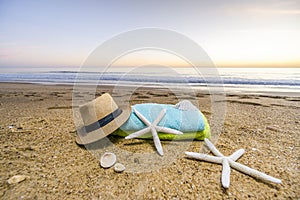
[0,0,299,71]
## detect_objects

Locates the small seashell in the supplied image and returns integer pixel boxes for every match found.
[7,175,29,184]
[100,152,116,168]
[114,163,125,172]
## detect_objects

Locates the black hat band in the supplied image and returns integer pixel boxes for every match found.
[84,108,123,133]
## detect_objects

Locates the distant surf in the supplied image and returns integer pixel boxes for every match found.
[0,68,299,97]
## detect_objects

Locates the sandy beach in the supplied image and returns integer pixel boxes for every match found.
[0,82,299,199]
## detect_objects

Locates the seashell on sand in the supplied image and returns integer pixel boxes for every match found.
[100,152,116,168]
[7,175,29,184]
[114,163,125,172]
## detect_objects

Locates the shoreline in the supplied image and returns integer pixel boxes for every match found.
[0,81,299,98]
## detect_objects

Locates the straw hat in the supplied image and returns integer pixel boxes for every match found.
[76,93,130,145]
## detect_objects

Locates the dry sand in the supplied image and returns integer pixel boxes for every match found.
[0,83,299,199]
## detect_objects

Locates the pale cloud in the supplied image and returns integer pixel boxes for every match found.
[0,43,43,59]
[0,43,17,54]
[249,8,300,15]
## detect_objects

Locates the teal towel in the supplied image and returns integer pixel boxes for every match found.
[120,103,205,132]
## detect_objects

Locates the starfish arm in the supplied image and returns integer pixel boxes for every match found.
[228,159,282,184]
[229,149,245,161]
[155,126,183,135]
[185,152,223,164]
[133,108,151,126]
[204,138,224,157]
[151,127,164,156]
[125,127,151,139]
[152,109,166,126]
[222,158,231,188]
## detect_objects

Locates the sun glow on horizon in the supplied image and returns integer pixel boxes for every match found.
[0,1,299,69]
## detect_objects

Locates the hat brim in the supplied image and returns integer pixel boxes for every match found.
[75,105,131,145]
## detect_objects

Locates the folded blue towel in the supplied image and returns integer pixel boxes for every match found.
[120,103,205,132]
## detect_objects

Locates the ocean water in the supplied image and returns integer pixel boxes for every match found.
[0,67,299,97]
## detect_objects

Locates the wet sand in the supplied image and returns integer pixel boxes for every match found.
[0,83,299,199]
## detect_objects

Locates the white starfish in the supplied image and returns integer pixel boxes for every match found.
[185,138,282,188]
[125,108,183,156]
